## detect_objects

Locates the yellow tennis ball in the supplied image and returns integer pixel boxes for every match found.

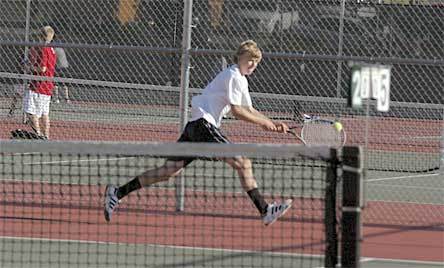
[333,122,343,132]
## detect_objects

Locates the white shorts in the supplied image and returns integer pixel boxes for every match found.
[23,90,51,117]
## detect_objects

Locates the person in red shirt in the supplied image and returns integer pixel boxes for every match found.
[24,26,57,139]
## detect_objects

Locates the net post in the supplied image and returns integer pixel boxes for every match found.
[324,148,339,268]
[341,146,363,268]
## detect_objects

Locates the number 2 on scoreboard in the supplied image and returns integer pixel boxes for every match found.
[351,67,362,108]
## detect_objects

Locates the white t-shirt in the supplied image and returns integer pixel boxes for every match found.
[190,65,252,127]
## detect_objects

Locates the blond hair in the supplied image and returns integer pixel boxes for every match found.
[41,26,55,41]
[234,40,262,64]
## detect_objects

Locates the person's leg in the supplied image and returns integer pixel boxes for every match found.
[24,90,42,135]
[225,156,293,226]
[40,114,50,139]
[183,119,276,219]
[225,157,268,215]
[27,114,41,135]
[22,89,29,124]
[104,160,187,222]
[107,119,194,209]
[116,160,186,200]
[40,94,51,139]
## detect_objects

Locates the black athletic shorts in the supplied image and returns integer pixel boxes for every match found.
[167,118,230,166]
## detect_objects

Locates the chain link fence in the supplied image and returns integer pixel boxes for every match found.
[0,0,443,227]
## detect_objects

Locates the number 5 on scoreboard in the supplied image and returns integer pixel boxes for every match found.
[376,66,391,112]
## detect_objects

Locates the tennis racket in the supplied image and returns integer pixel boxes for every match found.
[288,114,346,149]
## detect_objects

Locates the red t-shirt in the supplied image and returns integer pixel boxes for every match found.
[29,46,57,95]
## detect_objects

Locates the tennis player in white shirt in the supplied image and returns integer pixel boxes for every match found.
[104,40,292,226]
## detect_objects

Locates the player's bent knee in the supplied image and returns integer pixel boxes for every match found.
[232,157,252,171]
[242,158,252,169]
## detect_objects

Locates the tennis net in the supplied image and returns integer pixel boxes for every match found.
[0,141,360,268]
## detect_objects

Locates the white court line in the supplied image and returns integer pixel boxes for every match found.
[18,152,40,155]
[313,257,444,268]
[367,173,440,182]
[1,235,113,245]
[4,152,41,157]
[0,177,96,185]
[361,256,444,266]
[399,135,442,140]
[370,184,443,191]
[360,257,376,262]
[5,152,136,165]
[0,235,324,259]
[3,237,443,267]
[364,199,443,205]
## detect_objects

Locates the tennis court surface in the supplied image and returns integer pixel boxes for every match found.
[1,141,339,268]
[1,141,442,268]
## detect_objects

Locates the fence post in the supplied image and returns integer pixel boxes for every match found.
[176,0,193,212]
[20,0,32,123]
[441,109,444,173]
[24,0,31,62]
[335,0,346,98]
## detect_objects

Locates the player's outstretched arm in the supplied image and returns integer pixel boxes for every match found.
[231,105,272,127]
[248,107,269,119]
[248,107,289,133]
[231,105,288,133]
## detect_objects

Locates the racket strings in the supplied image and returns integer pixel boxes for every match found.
[301,123,344,148]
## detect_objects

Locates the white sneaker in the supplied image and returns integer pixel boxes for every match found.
[262,199,293,226]
[104,185,119,222]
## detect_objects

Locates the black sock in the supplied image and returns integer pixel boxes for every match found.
[247,188,268,215]
[117,177,142,199]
